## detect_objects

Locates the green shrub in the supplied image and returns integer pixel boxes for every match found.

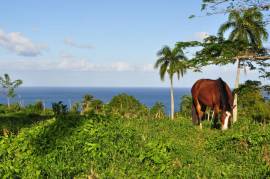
[179,95,192,117]
[24,100,44,113]
[150,102,166,119]
[108,93,148,118]
[7,103,21,112]
[235,80,270,123]
[70,102,80,114]
[0,115,269,178]
[52,101,68,116]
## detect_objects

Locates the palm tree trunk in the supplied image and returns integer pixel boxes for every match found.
[170,78,175,120]
[233,59,241,123]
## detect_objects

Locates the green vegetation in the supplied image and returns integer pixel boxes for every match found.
[108,93,148,118]
[0,74,23,108]
[235,80,270,124]
[0,85,269,178]
[0,1,270,178]
[0,112,269,178]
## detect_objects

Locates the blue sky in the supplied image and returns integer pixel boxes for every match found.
[0,0,269,87]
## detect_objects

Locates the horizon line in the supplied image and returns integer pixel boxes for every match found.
[19,86,192,88]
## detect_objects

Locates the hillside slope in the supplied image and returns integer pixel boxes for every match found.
[0,115,269,178]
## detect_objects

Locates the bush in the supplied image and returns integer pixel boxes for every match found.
[52,101,68,116]
[7,103,21,113]
[108,93,148,118]
[24,100,44,113]
[70,102,80,114]
[81,94,94,114]
[150,102,166,119]
[179,95,192,117]
[235,80,270,123]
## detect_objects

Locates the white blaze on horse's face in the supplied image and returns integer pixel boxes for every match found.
[222,111,231,130]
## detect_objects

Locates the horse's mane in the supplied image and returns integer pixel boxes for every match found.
[217,78,231,111]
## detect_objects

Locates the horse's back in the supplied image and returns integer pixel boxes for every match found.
[191,78,233,108]
[191,79,218,96]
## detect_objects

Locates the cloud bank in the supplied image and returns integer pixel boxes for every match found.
[0,58,154,72]
[0,29,46,56]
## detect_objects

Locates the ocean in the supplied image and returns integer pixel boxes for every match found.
[0,87,191,113]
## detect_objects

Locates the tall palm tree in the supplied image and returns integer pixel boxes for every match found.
[218,9,268,123]
[155,45,188,120]
[0,74,23,107]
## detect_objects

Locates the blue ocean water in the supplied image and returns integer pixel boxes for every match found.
[0,87,191,113]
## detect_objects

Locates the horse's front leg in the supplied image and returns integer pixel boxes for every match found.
[213,106,219,129]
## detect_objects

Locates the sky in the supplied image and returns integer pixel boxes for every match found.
[0,0,269,87]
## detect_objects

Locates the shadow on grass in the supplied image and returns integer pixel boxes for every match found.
[0,112,53,135]
[29,114,88,155]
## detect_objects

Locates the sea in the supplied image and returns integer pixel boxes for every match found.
[0,87,191,113]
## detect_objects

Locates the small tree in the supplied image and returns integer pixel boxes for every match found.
[91,99,104,114]
[108,93,148,118]
[0,74,23,108]
[70,102,81,114]
[179,95,192,117]
[150,102,166,119]
[52,101,68,116]
[81,94,94,114]
[235,80,270,124]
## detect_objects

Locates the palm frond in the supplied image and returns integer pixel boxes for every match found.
[159,62,168,81]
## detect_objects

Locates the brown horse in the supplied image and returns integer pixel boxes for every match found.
[191,78,234,130]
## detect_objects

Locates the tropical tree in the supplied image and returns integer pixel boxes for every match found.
[0,74,23,107]
[235,80,270,124]
[108,93,148,118]
[150,102,166,119]
[91,99,103,114]
[70,102,81,114]
[81,94,94,114]
[179,95,192,117]
[200,0,270,17]
[217,9,268,122]
[154,45,188,119]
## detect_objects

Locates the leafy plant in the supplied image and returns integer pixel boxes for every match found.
[70,102,80,114]
[52,101,68,116]
[108,93,148,118]
[150,102,166,119]
[235,80,270,123]
[179,95,192,117]
[0,74,23,107]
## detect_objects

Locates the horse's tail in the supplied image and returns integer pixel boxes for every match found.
[191,98,198,124]
[217,78,230,111]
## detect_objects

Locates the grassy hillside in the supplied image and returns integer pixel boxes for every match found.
[0,114,269,178]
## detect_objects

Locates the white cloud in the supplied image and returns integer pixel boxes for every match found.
[64,37,94,49]
[0,29,46,56]
[0,56,154,72]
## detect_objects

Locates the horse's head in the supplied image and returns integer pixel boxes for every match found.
[221,111,231,130]
[221,105,236,130]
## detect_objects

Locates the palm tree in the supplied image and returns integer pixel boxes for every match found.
[155,45,188,119]
[81,94,94,114]
[218,9,268,123]
[0,74,23,107]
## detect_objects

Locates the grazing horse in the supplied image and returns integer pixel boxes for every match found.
[191,78,234,130]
